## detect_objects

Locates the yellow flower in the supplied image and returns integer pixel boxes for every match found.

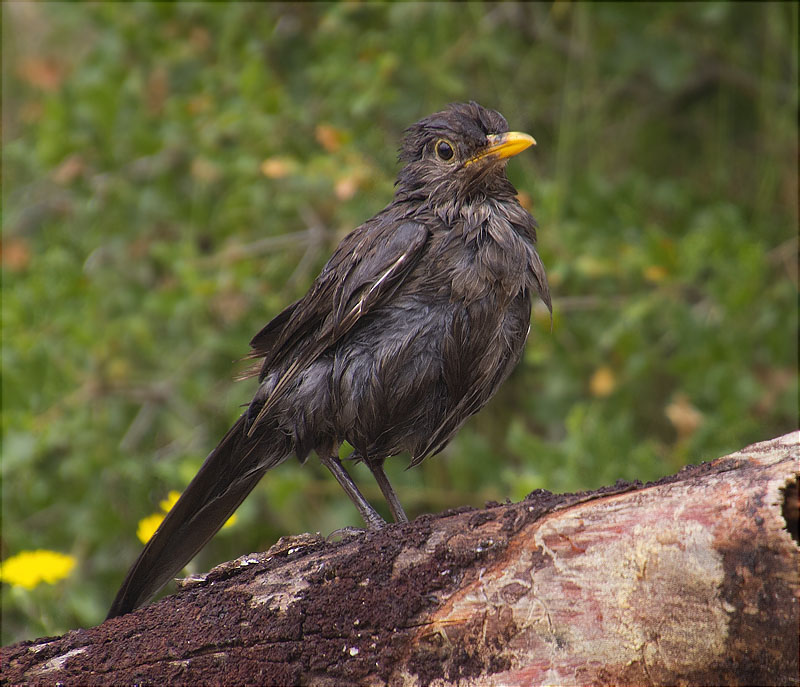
[0,550,76,590]
[136,513,165,544]
[159,490,181,513]
[137,490,237,544]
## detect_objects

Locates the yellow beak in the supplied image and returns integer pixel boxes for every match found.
[467,131,536,165]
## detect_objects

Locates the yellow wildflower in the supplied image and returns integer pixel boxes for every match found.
[0,550,76,589]
[159,490,181,513]
[137,490,237,544]
[136,513,165,544]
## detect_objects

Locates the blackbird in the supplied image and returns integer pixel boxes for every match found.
[107,102,551,618]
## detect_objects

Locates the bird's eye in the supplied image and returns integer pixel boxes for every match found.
[435,139,455,162]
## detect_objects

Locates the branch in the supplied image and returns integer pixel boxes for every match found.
[3,433,798,686]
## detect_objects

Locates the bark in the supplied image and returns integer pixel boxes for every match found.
[3,432,798,687]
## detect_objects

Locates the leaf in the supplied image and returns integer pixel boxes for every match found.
[1,238,31,272]
[590,366,616,397]
[315,123,344,153]
[665,394,704,440]
[260,156,297,179]
[18,57,64,92]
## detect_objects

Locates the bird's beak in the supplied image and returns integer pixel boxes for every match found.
[467,132,536,165]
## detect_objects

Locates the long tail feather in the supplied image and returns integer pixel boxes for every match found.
[107,415,271,618]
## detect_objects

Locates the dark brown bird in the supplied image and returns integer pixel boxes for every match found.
[107,102,550,618]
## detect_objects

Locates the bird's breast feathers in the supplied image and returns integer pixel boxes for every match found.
[425,197,541,307]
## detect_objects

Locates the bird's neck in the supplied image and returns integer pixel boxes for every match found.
[394,173,518,213]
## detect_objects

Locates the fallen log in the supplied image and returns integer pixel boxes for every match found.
[2,432,798,686]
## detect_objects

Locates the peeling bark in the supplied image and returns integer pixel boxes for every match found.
[3,432,798,686]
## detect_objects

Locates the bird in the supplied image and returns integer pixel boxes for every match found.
[107,101,551,619]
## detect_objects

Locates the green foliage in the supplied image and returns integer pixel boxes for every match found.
[3,2,796,644]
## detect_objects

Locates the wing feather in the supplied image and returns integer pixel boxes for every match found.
[246,218,429,434]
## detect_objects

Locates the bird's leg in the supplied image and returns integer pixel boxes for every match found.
[365,459,409,523]
[319,452,386,530]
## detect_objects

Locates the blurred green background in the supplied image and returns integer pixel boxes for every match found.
[2,2,797,645]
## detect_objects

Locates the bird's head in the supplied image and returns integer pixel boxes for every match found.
[395,102,535,205]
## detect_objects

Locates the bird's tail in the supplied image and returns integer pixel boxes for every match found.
[107,414,275,618]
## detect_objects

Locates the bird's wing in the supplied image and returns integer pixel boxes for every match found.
[246,218,430,432]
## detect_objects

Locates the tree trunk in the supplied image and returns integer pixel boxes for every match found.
[3,432,798,686]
